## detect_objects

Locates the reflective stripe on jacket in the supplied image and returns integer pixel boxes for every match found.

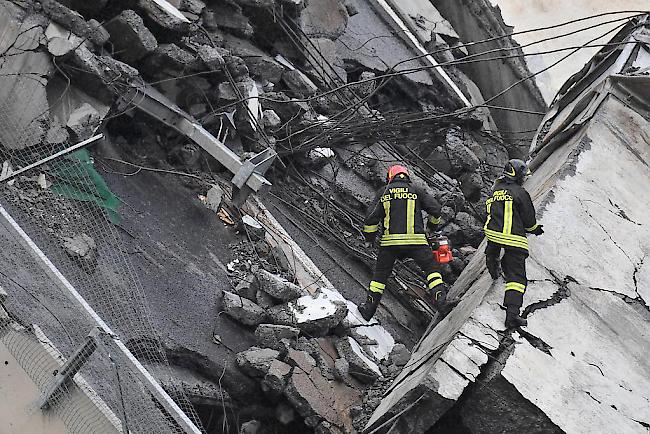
[484,178,538,251]
[363,178,441,246]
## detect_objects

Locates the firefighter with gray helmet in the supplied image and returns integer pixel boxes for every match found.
[359,164,460,321]
[484,159,543,328]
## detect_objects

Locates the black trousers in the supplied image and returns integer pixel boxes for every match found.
[485,241,528,309]
[369,245,445,299]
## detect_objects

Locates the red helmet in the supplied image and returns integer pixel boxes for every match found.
[387,164,409,182]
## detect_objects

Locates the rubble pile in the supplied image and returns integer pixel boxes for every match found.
[0,0,553,432]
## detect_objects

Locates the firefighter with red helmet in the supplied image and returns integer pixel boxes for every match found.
[484,159,543,328]
[359,164,459,321]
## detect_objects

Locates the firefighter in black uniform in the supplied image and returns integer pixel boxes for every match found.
[484,159,543,328]
[358,165,458,321]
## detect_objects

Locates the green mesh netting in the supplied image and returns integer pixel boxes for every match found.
[50,149,121,224]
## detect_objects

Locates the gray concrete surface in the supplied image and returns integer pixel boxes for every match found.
[367,90,650,433]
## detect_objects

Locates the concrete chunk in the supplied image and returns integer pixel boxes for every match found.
[263,110,281,129]
[67,103,101,141]
[236,347,280,377]
[105,10,158,64]
[282,69,319,97]
[197,45,225,71]
[268,288,348,336]
[255,269,305,301]
[261,359,292,397]
[222,291,267,326]
[389,343,411,367]
[336,337,381,383]
[0,285,7,304]
[255,324,300,351]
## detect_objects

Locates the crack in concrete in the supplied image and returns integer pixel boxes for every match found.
[577,197,635,264]
[584,390,602,404]
[516,328,553,355]
[523,259,574,319]
[587,286,650,316]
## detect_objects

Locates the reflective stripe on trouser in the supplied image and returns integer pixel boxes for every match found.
[427,272,443,290]
[369,280,385,294]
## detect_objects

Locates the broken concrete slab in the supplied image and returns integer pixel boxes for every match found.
[261,358,292,397]
[234,275,257,301]
[284,368,341,428]
[336,336,381,384]
[137,0,192,34]
[180,0,206,15]
[333,357,349,381]
[197,45,225,71]
[41,0,109,46]
[203,184,224,212]
[260,92,311,122]
[254,324,300,351]
[105,10,158,65]
[263,110,281,129]
[63,233,98,272]
[0,285,7,304]
[255,269,305,301]
[218,79,256,102]
[299,0,348,40]
[282,69,319,97]
[235,347,280,377]
[142,43,196,76]
[66,102,101,141]
[222,290,267,326]
[45,22,84,57]
[267,288,348,336]
[389,343,411,367]
[255,289,276,309]
[203,5,253,39]
[286,348,317,374]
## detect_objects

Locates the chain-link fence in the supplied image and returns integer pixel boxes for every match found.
[0,2,204,432]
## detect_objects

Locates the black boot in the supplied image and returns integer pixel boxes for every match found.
[358,292,381,321]
[505,307,527,328]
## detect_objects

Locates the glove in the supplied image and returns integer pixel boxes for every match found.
[427,221,439,233]
[530,225,544,236]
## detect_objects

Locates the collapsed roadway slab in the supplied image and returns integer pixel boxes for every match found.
[366,16,650,434]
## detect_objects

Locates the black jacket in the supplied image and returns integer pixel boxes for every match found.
[484,178,539,251]
[363,178,442,247]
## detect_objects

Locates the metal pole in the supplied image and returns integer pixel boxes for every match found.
[0,204,202,434]
[0,134,104,182]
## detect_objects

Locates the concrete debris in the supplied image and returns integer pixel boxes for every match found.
[261,359,292,397]
[105,10,158,65]
[268,288,348,336]
[180,0,206,15]
[235,347,280,377]
[222,290,267,326]
[40,0,109,47]
[218,80,255,102]
[284,368,340,428]
[66,103,101,141]
[137,0,192,34]
[254,324,300,351]
[299,0,348,40]
[333,357,349,381]
[262,110,281,129]
[239,419,262,434]
[255,269,305,301]
[197,45,225,71]
[307,147,335,168]
[255,289,276,309]
[45,119,69,145]
[234,275,257,301]
[260,92,311,121]
[286,348,317,373]
[275,402,296,425]
[282,69,319,97]
[0,285,7,304]
[240,215,266,241]
[336,336,381,383]
[389,343,411,367]
[459,170,484,202]
[63,233,97,272]
[316,421,344,434]
[143,43,196,76]
[203,6,253,39]
[44,22,83,57]
[203,184,224,212]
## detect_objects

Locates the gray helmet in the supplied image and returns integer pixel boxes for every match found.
[503,159,530,184]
